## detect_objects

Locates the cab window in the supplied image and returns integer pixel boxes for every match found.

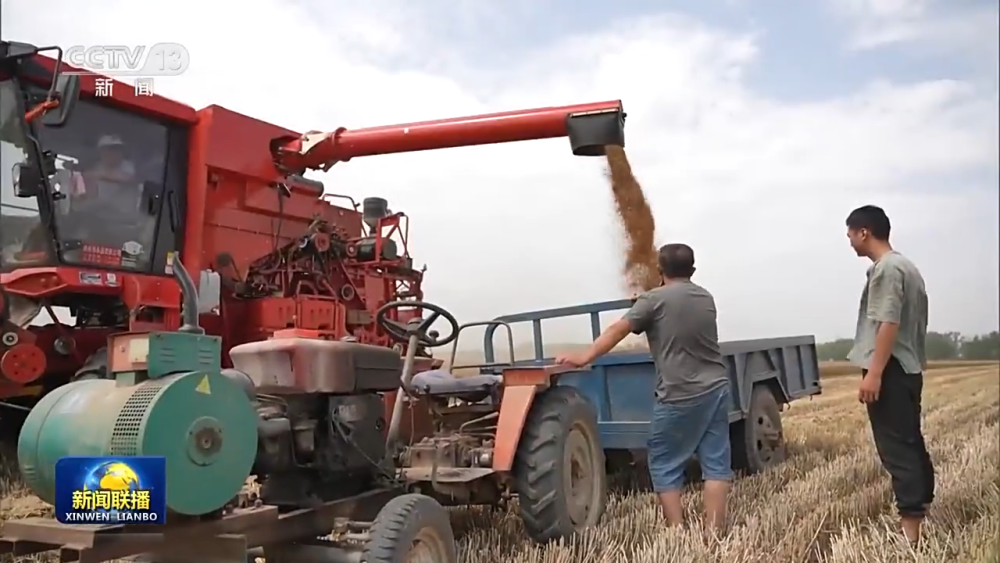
[33,94,171,271]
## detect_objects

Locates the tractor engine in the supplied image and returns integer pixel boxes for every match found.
[228,330,404,507]
[251,392,388,506]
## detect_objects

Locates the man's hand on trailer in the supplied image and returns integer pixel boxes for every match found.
[554,318,633,368]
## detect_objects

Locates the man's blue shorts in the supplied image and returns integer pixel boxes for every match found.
[647,383,734,492]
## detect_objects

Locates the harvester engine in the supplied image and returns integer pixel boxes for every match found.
[239,219,360,299]
[225,195,423,350]
[240,209,409,303]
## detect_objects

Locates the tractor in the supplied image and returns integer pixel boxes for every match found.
[0,38,627,560]
[229,303,607,544]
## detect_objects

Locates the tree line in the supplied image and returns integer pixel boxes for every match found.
[817,331,1000,362]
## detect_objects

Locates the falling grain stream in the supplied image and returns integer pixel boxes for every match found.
[604,146,659,294]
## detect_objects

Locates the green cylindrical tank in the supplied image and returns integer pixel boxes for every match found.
[17,370,259,516]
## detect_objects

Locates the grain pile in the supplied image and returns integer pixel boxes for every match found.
[604,146,660,293]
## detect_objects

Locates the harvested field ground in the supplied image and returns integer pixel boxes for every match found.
[816,360,997,378]
[2,364,998,562]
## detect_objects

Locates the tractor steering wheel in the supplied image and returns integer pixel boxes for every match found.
[375,301,459,348]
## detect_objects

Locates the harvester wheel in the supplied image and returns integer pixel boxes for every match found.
[731,384,786,473]
[361,493,457,563]
[514,386,607,543]
[72,347,108,381]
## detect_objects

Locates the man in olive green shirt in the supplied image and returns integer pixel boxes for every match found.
[846,205,934,545]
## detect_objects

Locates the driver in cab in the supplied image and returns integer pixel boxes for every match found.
[83,135,137,205]
[62,134,150,262]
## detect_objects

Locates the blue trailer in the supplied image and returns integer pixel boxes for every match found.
[464,299,822,474]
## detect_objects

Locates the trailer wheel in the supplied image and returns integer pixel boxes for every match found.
[731,384,786,473]
[361,494,457,563]
[72,347,108,381]
[514,386,607,543]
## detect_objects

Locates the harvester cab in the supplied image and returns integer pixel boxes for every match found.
[1,39,172,288]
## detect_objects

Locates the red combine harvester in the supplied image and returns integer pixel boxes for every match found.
[0,42,624,432]
[0,40,628,560]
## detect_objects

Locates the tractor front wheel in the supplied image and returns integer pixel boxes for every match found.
[514,386,607,543]
[361,494,457,563]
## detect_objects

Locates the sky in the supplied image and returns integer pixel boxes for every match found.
[3,0,998,347]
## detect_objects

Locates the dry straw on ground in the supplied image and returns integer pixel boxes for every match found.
[451,363,1000,563]
[2,363,998,562]
[605,146,659,293]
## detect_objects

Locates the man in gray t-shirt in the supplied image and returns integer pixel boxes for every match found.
[625,279,729,403]
[845,205,934,545]
[556,244,732,530]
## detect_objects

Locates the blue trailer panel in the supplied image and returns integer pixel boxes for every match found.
[480,299,822,451]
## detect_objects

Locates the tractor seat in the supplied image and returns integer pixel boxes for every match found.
[408,369,502,401]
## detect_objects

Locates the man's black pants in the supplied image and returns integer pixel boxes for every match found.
[863,356,935,518]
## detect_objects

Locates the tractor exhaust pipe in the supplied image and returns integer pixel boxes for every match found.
[171,257,203,335]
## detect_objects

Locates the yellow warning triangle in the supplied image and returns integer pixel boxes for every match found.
[195,375,211,395]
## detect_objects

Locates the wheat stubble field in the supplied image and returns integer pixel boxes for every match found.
[1,362,998,563]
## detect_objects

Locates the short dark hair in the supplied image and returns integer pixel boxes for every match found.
[657,243,695,278]
[845,205,891,241]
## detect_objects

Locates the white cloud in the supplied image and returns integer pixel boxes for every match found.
[834,0,999,65]
[4,0,997,345]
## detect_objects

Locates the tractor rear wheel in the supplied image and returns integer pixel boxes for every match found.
[361,494,456,563]
[514,386,607,543]
[731,384,786,473]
